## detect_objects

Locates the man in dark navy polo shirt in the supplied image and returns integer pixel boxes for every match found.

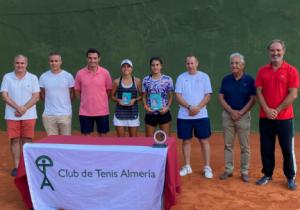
[218,52,256,182]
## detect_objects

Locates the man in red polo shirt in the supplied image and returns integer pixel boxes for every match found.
[255,39,299,190]
[75,48,112,136]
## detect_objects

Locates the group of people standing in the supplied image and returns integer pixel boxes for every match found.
[1,39,298,191]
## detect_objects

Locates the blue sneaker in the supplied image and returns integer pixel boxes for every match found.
[287,179,297,191]
[256,176,272,185]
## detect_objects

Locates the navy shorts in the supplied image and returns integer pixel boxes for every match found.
[145,111,172,127]
[177,118,211,140]
[79,115,109,134]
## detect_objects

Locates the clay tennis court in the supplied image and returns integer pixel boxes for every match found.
[0,131,300,210]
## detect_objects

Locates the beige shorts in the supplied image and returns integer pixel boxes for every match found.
[42,115,72,135]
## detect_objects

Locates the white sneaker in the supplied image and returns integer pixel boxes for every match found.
[179,165,192,176]
[203,166,213,178]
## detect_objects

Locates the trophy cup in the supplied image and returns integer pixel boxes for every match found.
[152,130,167,148]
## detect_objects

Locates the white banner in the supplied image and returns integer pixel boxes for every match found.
[23,143,167,210]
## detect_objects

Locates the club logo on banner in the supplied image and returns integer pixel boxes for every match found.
[35,155,54,191]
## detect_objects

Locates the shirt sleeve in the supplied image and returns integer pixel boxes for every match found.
[174,75,182,94]
[204,74,213,94]
[32,75,40,93]
[142,77,147,93]
[219,77,225,94]
[74,72,81,91]
[250,76,256,95]
[105,71,113,90]
[68,73,75,88]
[167,76,174,92]
[39,74,45,88]
[288,66,299,88]
[255,69,263,88]
[0,74,8,92]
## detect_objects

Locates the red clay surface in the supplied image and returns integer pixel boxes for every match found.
[1,131,300,210]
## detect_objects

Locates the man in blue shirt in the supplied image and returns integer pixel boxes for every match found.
[218,52,256,182]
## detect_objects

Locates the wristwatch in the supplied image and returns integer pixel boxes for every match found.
[187,105,191,110]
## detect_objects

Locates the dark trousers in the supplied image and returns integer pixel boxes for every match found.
[259,118,296,179]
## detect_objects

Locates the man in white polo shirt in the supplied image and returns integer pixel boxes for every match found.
[39,52,75,135]
[175,55,213,178]
[1,55,40,177]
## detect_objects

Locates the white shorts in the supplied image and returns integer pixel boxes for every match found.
[113,115,140,127]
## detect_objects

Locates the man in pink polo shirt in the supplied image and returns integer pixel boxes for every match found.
[75,48,112,136]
